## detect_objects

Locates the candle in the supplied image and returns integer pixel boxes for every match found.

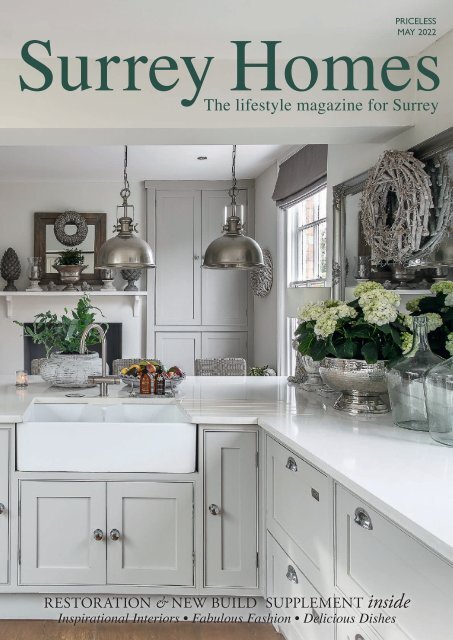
[16,370,29,388]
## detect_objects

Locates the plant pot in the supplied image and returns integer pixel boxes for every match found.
[40,352,104,388]
[53,264,87,291]
[319,357,389,415]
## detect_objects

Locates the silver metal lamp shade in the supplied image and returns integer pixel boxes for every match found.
[203,219,264,269]
[97,224,155,269]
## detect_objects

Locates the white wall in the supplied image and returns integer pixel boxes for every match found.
[253,162,279,369]
[0,181,147,372]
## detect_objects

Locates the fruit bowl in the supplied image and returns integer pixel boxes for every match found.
[120,373,185,389]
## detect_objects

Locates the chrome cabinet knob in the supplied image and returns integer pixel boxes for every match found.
[208,504,221,516]
[286,564,298,584]
[194,255,200,260]
[110,528,121,541]
[0,503,5,515]
[354,507,373,530]
[93,529,104,541]
[285,457,298,472]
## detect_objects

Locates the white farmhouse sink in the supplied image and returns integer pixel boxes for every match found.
[17,402,196,473]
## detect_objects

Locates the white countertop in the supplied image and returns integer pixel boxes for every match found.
[0,375,452,564]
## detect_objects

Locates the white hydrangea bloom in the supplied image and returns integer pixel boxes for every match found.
[431,281,453,295]
[445,292,453,307]
[358,289,400,326]
[446,332,453,356]
[352,281,383,299]
[313,308,339,338]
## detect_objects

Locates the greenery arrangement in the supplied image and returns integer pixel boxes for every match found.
[248,365,276,376]
[404,281,453,359]
[54,249,85,266]
[15,295,106,357]
[295,282,405,364]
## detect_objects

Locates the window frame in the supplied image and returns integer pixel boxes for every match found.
[286,185,327,288]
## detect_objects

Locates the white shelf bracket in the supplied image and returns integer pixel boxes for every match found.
[5,295,12,319]
[133,295,141,317]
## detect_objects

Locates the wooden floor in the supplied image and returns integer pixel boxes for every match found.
[0,621,281,640]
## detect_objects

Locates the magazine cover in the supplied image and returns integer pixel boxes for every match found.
[0,1,452,639]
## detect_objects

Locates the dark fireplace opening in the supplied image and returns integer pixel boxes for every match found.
[24,323,123,373]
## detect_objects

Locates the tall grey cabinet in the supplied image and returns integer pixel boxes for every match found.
[146,181,254,374]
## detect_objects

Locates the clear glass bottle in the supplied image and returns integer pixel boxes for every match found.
[425,355,453,446]
[387,316,443,431]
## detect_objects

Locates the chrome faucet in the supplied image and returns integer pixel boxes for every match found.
[79,323,120,397]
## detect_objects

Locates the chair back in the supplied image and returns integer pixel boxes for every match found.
[112,358,161,375]
[195,358,247,376]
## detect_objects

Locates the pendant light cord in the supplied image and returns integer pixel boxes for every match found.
[121,145,131,202]
[229,144,238,206]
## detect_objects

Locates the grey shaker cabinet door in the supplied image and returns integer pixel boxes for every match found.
[0,430,9,584]
[204,430,258,588]
[106,482,194,586]
[155,190,202,326]
[20,481,106,585]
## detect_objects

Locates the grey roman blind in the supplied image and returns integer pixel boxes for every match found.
[272,144,328,207]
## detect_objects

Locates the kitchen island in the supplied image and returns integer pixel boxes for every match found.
[0,375,451,640]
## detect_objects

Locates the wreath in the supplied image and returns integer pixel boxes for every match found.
[250,249,273,297]
[360,150,453,264]
[54,211,89,247]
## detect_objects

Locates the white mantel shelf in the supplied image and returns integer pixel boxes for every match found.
[0,291,148,318]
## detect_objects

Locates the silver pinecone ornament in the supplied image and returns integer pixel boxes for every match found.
[1,248,21,291]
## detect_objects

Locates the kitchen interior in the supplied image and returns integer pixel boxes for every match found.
[1,123,453,640]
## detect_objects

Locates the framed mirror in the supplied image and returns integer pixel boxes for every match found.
[332,127,453,299]
[34,211,107,286]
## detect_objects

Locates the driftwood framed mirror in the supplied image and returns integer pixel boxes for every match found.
[34,211,107,286]
[332,127,453,299]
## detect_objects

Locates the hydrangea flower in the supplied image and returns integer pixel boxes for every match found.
[353,281,383,299]
[358,289,400,326]
[406,296,423,313]
[401,332,413,354]
[445,292,453,307]
[297,302,327,322]
[431,281,453,295]
[313,308,339,338]
[446,333,453,356]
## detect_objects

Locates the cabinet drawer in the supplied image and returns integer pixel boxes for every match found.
[266,533,333,640]
[336,485,453,640]
[266,437,333,593]
[0,430,9,584]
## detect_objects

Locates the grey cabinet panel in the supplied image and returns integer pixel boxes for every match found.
[107,482,194,586]
[20,481,106,585]
[0,430,9,584]
[204,430,258,588]
[155,332,201,376]
[155,190,202,325]
[201,332,247,360]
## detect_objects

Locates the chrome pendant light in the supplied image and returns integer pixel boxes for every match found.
[203,145,264,270]
[98,146,155,269]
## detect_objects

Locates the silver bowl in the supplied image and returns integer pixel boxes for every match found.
[319,358,389,415]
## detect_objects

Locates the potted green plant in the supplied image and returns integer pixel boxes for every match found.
[15,295,107,388]
[295,282,405,414]
[52,248,87,290]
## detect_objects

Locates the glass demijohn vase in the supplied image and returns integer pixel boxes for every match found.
[425,353,453,446]
[387,316,443,431]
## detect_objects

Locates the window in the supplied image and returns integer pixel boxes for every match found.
[287,187,327,287]
[283,186,327,376]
